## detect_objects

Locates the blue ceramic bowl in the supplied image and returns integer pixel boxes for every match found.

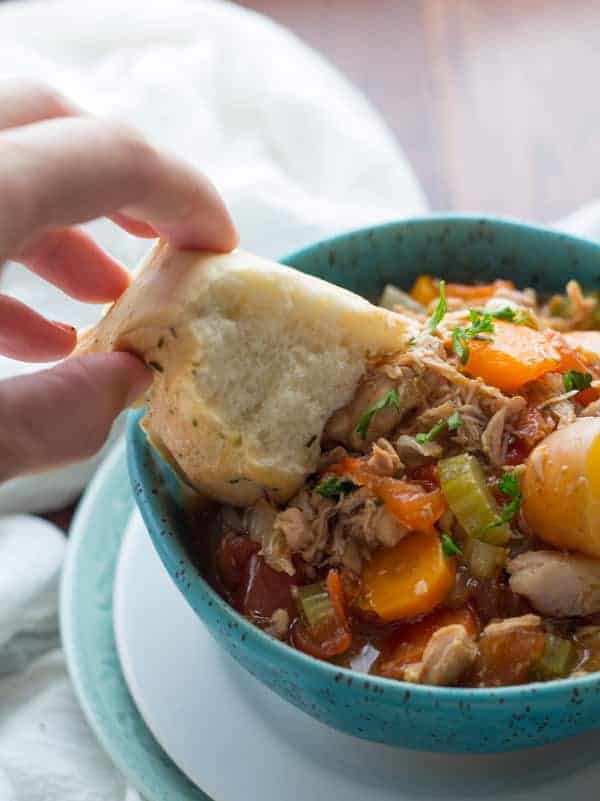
[127,215,600,753]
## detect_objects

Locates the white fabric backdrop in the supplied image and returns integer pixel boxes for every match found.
[0,1,427,799]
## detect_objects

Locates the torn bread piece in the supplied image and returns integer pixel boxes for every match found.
[77,242,415,505]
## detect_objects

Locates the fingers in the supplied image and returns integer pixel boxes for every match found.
[0,295,76,361]
[109,212,158,239]
[0,116,238,261]
[0,352,151,482]
[17,227,130,303]
[0,79,79,130]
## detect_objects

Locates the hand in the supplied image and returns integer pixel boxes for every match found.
[0,80,237,483]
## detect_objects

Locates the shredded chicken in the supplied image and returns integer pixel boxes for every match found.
[366,438,402,476]
[265,608,290,639]
[267,483,408,575]
[395,434,442,466]
[324,372,416,451]
[317,446,347,470]
[404,624,478,686]
[481,614,541,638]
[481,396,526,466]
[508,551,600,617]
[581,400,600,417]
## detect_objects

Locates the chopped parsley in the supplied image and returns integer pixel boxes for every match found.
[355,387,401,440]
[415,411,463,444]
[447,411,463,431]
[427,279,447,332]
[489,306,531,325]
[490,306,516,321]
[440,532,462,557]
[315,476,358,500]
[415,419,446,444]
[452,310,495,365]
[562,370,593,392]
[484,470,522,531]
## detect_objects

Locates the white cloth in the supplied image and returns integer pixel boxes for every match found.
[0,0,426,799]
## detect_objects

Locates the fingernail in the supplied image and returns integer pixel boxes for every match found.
[52,321,77,335]
[125,361,153,407]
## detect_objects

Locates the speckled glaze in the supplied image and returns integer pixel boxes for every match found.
[127,215,600,753]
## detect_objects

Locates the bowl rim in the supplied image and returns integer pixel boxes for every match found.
[128,213,600,704]
[279,211,600,269]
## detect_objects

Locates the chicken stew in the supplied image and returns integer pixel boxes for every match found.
[187,276,600,688]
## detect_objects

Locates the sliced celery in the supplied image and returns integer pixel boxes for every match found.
[295,583,335,630]
[532,634,575,680]
[379,284,425,313]
[438,454,511,545]
[465,538,506,578]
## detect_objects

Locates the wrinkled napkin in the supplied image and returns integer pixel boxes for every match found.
[0,0,426,798]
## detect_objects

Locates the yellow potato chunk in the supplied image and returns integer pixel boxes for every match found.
[522,418,600,557]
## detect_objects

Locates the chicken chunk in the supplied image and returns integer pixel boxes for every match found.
[508,551,600,617]
[403,624,478,686]
[325,371,421,451]
[365,438,402,476]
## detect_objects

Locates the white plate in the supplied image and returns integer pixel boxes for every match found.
[114,511,600,801]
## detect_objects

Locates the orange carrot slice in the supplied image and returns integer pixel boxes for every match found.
[410,275,438,306]
[445,280,514,301]
[359,532,456,622]
[465,320,560,391]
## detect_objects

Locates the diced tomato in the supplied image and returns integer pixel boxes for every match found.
[291,569,352,660]
[216,535,260,591]
[241,554,297,622]
[290,617,351,660]
[505,406,555,465]
[474,625,545,687]
[546,329,600,405]
[405,463,439,491]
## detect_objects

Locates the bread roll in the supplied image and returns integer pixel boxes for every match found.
[77,242,415,505]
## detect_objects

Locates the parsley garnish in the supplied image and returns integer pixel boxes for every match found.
[452,310,495,365]
[355,388,401,440]
[315,476,358,500]
[489,306,531,325]
[427,280,447,332]
[447,411,463,431]
[562,370,593,392]
[415,412,463,444]
[415,419,446,444]
[440,532,462,557]
[483,470,522,531]
[490,306,516,321]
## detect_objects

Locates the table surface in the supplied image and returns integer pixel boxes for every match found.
[238,0,600,222]
[38,0,600,527]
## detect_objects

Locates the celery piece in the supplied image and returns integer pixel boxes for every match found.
[532,634,575,680]
[465,538,506,578]
[438,454,512,545]
[295,583,335,630]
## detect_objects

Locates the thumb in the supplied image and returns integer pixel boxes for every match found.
[0,352,151,483]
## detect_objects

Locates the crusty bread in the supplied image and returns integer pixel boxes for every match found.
[77,242,415,505]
